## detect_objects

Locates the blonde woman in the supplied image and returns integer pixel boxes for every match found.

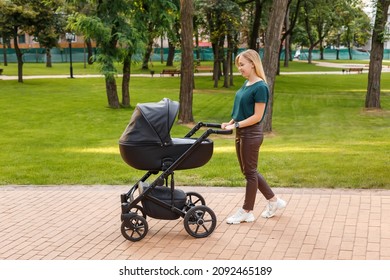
[222,49,286,224]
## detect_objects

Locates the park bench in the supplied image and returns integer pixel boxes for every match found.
[195,65,213,72]
[342,68,363,74]
[160,69,181,76]
[0,68,3,75]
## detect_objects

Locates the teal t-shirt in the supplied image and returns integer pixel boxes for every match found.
[231,80,269,123]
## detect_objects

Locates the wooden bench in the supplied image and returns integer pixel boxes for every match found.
[195,66,213,72]
[342,68,363,74]
[0,68,3,75]
[160,69,181,76]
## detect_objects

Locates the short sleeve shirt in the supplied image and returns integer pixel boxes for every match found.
[231,80,269,123]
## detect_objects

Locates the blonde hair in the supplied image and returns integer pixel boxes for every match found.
[235,49,267,83]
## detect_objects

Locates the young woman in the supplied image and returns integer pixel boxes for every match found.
[221,49,286,224]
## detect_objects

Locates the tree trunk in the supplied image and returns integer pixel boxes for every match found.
[2,36,8,66]
[121,54,131,107]
[166,41,175,66]
[194,26,200,61]
[319,40,324,60]
[347,37,353,60]
[366,0,390,109]
[262,0,289,132]
[142,37,154,70]
[348,45,353,60]
[3,42,8,66]
[283,6,290,68]
[308,46,314,64]
[282,0,302,67]
[222,36,229,88]
[213,44,219,88]
[13,27,23,83]
[227,34,234,87]
[178,0,194,123]
[223,57,229,88]
[85,38,94,64]
[46,48,52,67]
[105,76,120,109]
[249,0,263,50]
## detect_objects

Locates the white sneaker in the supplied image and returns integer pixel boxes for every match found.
[226,208,255,224]
[261,198,286,218]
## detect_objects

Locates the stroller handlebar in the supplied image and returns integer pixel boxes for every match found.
[203,123,234,134]
[212,129,233,135]
[202,123,222,128]
[185,122,233,138]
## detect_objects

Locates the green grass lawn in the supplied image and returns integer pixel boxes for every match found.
[0,63,389,189]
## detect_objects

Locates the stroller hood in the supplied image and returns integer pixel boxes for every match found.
[119,98,179,146]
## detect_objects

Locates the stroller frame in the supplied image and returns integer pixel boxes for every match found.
[120,122,231,242]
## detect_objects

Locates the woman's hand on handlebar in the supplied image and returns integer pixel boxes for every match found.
[221,122,234,130]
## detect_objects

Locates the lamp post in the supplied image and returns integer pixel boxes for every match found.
[336,30,341,60]
[65,32,75,78]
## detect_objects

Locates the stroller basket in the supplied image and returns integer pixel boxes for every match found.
[141,185,186,220]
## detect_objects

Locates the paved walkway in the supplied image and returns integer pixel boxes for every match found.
[1,185,389,260]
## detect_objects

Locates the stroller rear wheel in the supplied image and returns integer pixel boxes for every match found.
[183,192,205,212]
[183,205,216,238]
[121,214,148,242]
[186,192,206,205]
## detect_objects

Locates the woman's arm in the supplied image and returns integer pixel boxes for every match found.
[238,102,265,128]
[224,102,266,130]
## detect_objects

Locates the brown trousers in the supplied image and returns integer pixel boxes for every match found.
[235,123,274,211]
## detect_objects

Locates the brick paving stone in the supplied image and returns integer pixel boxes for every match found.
[0,185,390,261]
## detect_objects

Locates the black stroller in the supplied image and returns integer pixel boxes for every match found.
[119,98,232,242]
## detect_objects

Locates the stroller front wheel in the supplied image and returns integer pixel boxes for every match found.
[130,205,146,219]
[183,205,216,238]
[121,214,148,242]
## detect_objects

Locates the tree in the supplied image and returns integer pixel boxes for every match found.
[234,0,271,52]
[334,0,371,60]
[262,0,289,132]
[280,0,302,70]
[140,0,178,70]
[365,0,390,109]
[0,6,14,66]
[0,0,63,83]
[69,0,147,108]
[247,0,268,51]
[324,1,370,60]
[299,0,336,63]
[117,15,147,107]
[178,0,194,123]
[66,0,96,65]
[199,0,241,88]
[165,0,181,67]
[32,3,67,68]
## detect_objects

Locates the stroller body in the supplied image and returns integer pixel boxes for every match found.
[119,98,231,241]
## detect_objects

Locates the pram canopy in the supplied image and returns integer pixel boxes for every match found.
[119,98,179,146]
[119,98,214,171]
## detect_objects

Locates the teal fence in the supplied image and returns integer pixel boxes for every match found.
[1,47,389,63]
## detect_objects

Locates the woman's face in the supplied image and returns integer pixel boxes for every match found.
[237,56,254,79]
